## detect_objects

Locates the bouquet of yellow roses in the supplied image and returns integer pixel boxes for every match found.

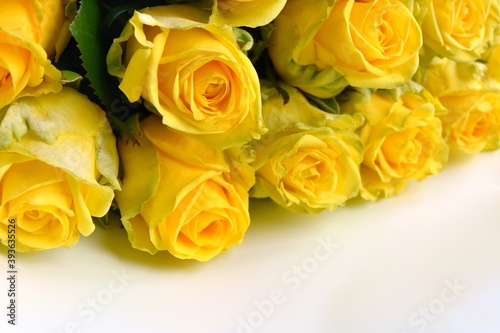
[1,0,499,262]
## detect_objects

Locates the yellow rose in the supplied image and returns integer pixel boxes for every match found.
[484,45,500,87]
[340,84,449,200]
[421,0,500,62]
[268,0,422,98]
[267,0,349,98]
[250,83,363,214]
[316,0,423,88]
[107,5,265,149]
[438,92,500,152]
[422,57,500,153]
[209,0,288,27]
[0,0,63,109]
[0,88,120,251]
[39,0,76,61]
[399,0,430,23]
[116,115,254,261]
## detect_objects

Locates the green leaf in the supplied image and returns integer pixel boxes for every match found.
[60,70,83,90]
[70,0,119,106]
[60,70,82,83]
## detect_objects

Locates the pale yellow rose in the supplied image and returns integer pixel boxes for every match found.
[340,84,449,200]
[209,0,288,27]
[250,83,363,214]
[116,115,254,261]
[0,88,120,251]
[422,57,500,153]
[107,5,265,149]
[268,0,422,98]
[0,0,64,109]
[421,0,500,62]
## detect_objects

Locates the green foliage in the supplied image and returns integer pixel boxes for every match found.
[70,0,119,106]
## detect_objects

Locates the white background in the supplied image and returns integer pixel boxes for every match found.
[1,150,499,333]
